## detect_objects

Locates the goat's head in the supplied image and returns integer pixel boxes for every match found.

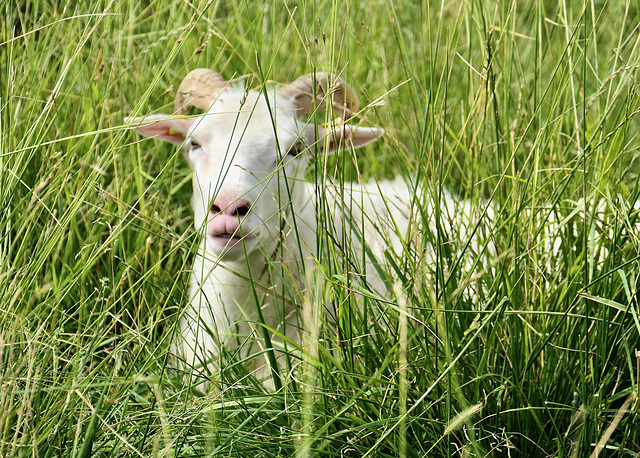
[127,69,383,259]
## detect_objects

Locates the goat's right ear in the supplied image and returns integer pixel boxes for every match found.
[125,114,194,146]
[306,124,384,154]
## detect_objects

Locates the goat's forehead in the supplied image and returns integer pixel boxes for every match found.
[191,88,299,143]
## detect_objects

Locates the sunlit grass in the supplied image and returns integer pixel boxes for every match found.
[2,0,640,456]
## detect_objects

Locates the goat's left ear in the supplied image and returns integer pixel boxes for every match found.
[306,124,384,154]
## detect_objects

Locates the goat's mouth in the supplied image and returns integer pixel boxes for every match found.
[208,232,255,249]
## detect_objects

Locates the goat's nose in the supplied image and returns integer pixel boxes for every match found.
[211,198,251,217]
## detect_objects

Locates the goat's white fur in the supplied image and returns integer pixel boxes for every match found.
[128,76,489,385]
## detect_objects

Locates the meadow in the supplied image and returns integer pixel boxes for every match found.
[2,0,640,456]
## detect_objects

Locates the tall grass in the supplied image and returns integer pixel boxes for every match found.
[2,0,640,456]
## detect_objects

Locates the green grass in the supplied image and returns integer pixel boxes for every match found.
[2,0,640,456]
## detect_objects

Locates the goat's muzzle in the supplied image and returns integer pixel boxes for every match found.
[206,197,255,250]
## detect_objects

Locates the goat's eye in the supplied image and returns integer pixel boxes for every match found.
[190,139,201,150]
[287,140,304,157]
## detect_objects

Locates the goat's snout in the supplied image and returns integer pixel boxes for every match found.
[206,196,254,247]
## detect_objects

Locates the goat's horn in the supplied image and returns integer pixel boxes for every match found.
[279,72,360,118]
[174,68,227,114]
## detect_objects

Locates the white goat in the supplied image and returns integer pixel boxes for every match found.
[127,69,479,385]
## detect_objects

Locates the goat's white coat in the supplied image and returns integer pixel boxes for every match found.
[128,82,490,384]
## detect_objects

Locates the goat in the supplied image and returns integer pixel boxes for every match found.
[127,69,481,386]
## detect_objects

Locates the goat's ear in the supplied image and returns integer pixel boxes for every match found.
[306,124,384,154]
[125,114,195,146]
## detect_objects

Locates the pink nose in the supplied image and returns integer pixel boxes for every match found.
[207,197,252,240]
[210,197,252,217]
